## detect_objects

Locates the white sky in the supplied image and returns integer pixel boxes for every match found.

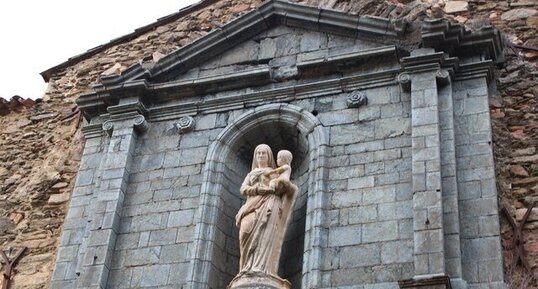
[0,0,199,100]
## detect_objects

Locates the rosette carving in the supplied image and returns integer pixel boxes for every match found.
[346,90,368,108]
[175,116,195,133]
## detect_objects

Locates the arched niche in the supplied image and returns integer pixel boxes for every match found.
[187,103,329,289]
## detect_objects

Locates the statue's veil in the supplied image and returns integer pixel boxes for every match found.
[251,144,276,170]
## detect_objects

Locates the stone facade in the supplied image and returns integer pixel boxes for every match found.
[48,1,506,288]
[2,1,537,289]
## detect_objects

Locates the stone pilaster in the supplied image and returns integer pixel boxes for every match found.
[50,130,106,289]
[410,70,445,277]
[437,71,466,289]
[76,98,148,289]
[398,49,451,288]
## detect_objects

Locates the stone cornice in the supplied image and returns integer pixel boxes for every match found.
[77,44,399,120]
[454,60,494,81]
[148,69,399,121]
[401,51,448,73]
[107,102,147,120]
[297,45,398,71]
[149,67,272,102]
[80,43,495,123]
[422,18,504,64]
[77,91,109,120]
[75,1,504,121]
[400,48,495,83]
[76,80,149,120]
[81,123,105,139]
[83,98,149,138]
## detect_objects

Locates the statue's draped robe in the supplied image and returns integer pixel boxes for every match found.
[236,167,298,277]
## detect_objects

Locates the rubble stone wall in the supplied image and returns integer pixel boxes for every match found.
[0,100,83,289]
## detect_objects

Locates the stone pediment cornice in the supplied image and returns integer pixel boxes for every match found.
[76,0,504,121]
[422,18,504,64]
[98,0,406,87]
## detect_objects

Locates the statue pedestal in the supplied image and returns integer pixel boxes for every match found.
[228,272,291,289]
[398,275,452,289]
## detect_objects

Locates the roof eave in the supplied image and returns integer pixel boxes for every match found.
[39,0,218,82]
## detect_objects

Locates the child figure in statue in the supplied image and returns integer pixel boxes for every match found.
[265,150,293,197]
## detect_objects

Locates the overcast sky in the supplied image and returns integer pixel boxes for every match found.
[0,0,199,100]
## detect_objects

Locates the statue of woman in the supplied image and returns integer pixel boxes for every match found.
[229,144,298,289]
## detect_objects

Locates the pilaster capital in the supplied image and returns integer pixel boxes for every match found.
[435,69,451,86]
[102,120,114,136]
[397,73,411,92]
[99,96,149,136]
[102,114,148,136]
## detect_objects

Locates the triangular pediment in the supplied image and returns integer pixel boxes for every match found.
[77,0,503,120]
[166,24,396,82]
[127,0,406,83]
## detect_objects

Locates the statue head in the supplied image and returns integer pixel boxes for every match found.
[276,150,292,166]
[252,144,276,170]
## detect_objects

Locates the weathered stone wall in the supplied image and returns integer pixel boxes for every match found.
[0,0,536,288]
[322,86,414,287]
[49,6,506,285]
[452,77,504,286]
[485,2,538,287]
[0,99,83,289]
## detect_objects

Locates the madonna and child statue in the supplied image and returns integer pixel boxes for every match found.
[227,144,299,289]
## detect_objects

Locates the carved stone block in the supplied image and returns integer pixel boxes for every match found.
[228,272,291,289]
[175,116,195,133]
[346,90,368,108]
